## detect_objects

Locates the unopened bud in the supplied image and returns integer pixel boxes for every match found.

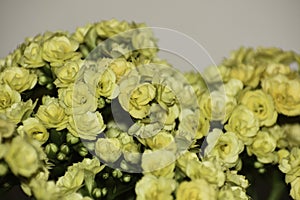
[57,152,66,161]
[101,188,108,196]
[123,174,131,183]
[112,169,122,178]
[60,144,70,155]
[92,188,102,198]
[45,143,58,158]
[66,132,79,144]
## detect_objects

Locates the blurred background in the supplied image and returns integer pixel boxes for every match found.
[1,0,300,64]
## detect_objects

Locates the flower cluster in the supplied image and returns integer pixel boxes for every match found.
[0,19,300,200]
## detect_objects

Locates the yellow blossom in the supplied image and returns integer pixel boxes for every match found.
[95,138,122,163]
[145,130,175,151]
[142,149,175,178]
[5,100,36,124]
[290,177,300,200]
[0,117,15,143]
[19,42,45,68]
[119,81,156,119]
[261,74,300,116]
[239,89,277,126]
[68,111,106,140]
[0,84,21,112]
[42,35,80,64]
[205,129,244,168]
[109,58,134,82]
[17,117,49,144]
[0,67,37,92]
[36,96,68,130]
[135,174,176,200]
[185,159,225,187]
[176,179,217,200]
[247,131,277,164]
[4,136,40,177]
[95,19,130,38]
[54,59,82,88]
[225,105,259,145]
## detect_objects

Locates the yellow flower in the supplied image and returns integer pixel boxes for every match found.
[229,64,264,88]
[176,151,199,173]
[225,170,249,189]
[71,81,98,115]
[54,59,82,88]
[283,124,300,147]
[225,105,259,145]
[155,84,177,108]
[132,28,158,58]
[278,147,300,174]
[95,138,122,163]
[58,86,74,114]
[149,103,179,130]
[199,90,236,122]
[0,117,15,143]
[68,111,106,140]
[290,177,300,200]
[263,63,291,78]
[218,185,249,200]
[185,159,225,187]
[5,100,36,124]
[122,143,141,164]
[42,35,80,64]
[0,67,37,92]
[179,109,209,140]
[176,179,217,200]
[119,82,156,119]
[205,129,244,168]
[109,58,134,83]
[141,149,175,178]
[96,67,119,99]
[239,89,277,126]
[30,179,61,200]
[4,136,40,177]
[36,96,68,130]
[17,118,49,144]
[56,167,85,194]
[0,84,21,111]
[145,130,175,151]
[247,131,277,163]
[71,23,92,43]
[184,72,208,100]
[135,174,176,200]
[223,79,244,97]
[95,19,130,38]
[19,42,45,68]
[262,74,300,116]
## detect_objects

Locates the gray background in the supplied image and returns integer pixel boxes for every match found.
[1,0,300,64]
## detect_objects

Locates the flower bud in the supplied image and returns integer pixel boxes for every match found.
[66,132,79,144]
[60,144,70,155]
[101,188,108,196]
[57,152,66,161]
[112,169,122,178]
[46,83,54,90]
[102,173,109,180]
[45,143,58,158]
[78,146,88,157]
[92,188,102,198]
[123,174,131,182]
[38,76,50,86]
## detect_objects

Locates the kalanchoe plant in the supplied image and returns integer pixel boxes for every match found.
[0,19,300,200]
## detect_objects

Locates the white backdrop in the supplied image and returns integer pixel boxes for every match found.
[1,0,299,64]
